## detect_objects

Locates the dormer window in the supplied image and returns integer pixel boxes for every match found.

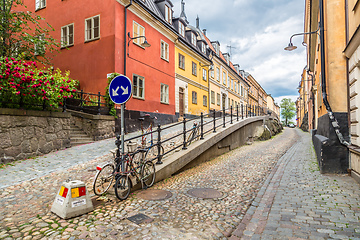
[191,33,196,46]
[201,43,206,54]
[165,5,172,24]
[179,22,185,37]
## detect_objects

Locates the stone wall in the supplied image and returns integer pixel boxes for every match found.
[0,108,71,164]
[68,110,115,141]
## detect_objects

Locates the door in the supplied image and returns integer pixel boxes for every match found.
[179,87,185,117]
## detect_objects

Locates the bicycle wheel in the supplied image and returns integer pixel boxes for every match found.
[141,160,156,187]
[93,163,115,196]
[145,145,164,162]
[131,151,143,171]
[114,174,131,200]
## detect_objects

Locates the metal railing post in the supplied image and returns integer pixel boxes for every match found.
[242,104,244,119]
[97,91,101,115]
[200,112,204,140]
[156,124,163,164]
[63,97,67,112]
[80,90,84,112]
[182,117,187,150]
[223,107,226,128]
[237,105,239,121]
[246,104,248,118]
[230,106,233,124]
[213,109,216,133]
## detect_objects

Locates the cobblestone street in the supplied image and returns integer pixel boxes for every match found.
[0,128,359,239]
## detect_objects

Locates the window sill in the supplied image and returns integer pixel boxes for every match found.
[35,6,46,12]
[85,37,100,43]
[161,57,169,62]
[133,96,145,100]
[160,101,169,105]
[61,44,74,49]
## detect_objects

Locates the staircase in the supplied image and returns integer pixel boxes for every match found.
[70,124,94,147]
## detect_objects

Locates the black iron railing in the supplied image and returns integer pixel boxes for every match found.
[121,104,271,165]
[63,90,109,115]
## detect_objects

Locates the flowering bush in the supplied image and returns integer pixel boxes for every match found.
[0,57,79,110]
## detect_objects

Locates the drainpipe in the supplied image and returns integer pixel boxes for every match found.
[319,0,349,146]
[124,0,133,76]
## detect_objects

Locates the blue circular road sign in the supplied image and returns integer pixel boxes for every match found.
[109,75,132,104]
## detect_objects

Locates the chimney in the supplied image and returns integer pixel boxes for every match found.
[203,29,207,36]
[196,15,199,29]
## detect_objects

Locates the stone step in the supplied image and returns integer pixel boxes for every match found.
[70,124,93,147]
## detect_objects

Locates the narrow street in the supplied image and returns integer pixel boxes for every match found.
[0,128,359,240]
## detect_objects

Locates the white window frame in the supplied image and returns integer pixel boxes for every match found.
[133,74,145,99]
[203,95,207,107]
[61,24,74,48]
[223,72,226,85]
[35,0,46,10]
[210,69,214,79]
[160,40,169,61]
[191,33,196,46]
[133,21,145,46]
[179,53,185,70]
[192,91,197,104]
[202,68,207,81]
[165,5,172,24]
[179,22,185,37]
[85,15,100,42]
[211,91,215,104]
[34,33,45,56]
[216,67,220,82]
[201,43,206,54]
[160,83,169,104]
[192,62,197,76]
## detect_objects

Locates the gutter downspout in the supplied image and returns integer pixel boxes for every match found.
[319,0,349,146]
[124,0,133,76]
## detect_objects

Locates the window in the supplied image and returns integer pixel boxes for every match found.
[216,67,220,82]
[191,33,196,46]
[211,91,215,104]
[133,21,145,46]
[228,98,230,107]
[202,69,207,81]
[133,75,144,99]
[223,72,226,85]
[61,24,74,48]
[192,62,197,76]
[161,40,169,61]
[34,34,45,56]
[192,91,197,104]
[210,69,214,79]
[203,95,207,107]
[85,15,100,42]
[217,93,220,106]
[160,84,169,104]
[179,22,185,37]
[201,43,206,54]
[179,53,185,70]
[228,76,230,88]
[232,99,234,107]
[35,0,46,10]
[165,5,172,24]
[241,86,244,96]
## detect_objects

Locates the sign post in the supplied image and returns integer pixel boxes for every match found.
[109,75,132,171]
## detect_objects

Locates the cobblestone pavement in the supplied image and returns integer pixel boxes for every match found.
[1,128,358,239]
[230,129,360,240]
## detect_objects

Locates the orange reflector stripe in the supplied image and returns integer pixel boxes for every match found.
[79,186,86,196]
[71,188,79,198]
[59,186,68,198]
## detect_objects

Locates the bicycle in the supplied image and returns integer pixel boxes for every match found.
[139,114,164,163]
[114,151,155,200]
[92,136,140,196]
[186,121,200,147]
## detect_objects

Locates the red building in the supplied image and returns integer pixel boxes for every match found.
[19,0,177,122]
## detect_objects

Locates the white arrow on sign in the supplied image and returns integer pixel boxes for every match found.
[121,86,128,95]
[112,86,119,96]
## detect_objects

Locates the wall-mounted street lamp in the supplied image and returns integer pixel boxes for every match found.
[284,29,319,51]
[127,32,151,56]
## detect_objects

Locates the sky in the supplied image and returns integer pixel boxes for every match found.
[171,0,306,106]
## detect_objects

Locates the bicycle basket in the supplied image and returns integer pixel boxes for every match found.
[127,142,138,153]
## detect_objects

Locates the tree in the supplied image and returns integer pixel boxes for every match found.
[280,98,296,126]
[0,0,58,64]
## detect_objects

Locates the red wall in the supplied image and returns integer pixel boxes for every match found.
[115,6,175,115]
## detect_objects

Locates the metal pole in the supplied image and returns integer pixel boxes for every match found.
[156,124,163,165]
[121,104,125,171]
[230,106,233,124]
[97,91,101,115]
[200,112,204,140]
[223,107,225,128]
[213,109,216,133]
[182,116,187,150]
